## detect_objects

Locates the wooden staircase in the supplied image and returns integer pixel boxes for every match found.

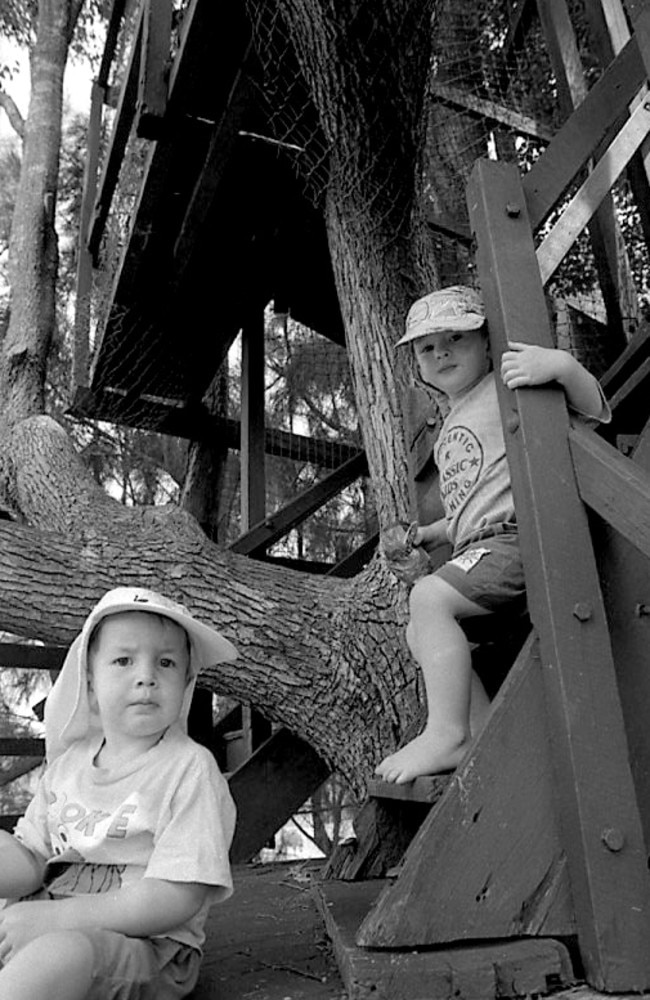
[313,2,650,997]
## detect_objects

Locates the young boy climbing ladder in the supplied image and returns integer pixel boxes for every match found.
[0,586,238,1000]
[376,285,610,785]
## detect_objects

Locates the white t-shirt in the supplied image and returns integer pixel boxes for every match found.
[13,724,236,950]
[435,373,514,549]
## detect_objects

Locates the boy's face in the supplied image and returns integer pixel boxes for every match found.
[88,612,191,755]
[414,328,490,402]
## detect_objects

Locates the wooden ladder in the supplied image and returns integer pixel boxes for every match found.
[316,3,650,997]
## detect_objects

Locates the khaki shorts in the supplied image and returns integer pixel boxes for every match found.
[434,526,526,613]
[84,929,201,1000]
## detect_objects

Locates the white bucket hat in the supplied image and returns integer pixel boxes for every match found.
[44,587,238,762]
[396,285,485,346]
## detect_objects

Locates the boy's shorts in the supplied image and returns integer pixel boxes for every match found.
[434,524,526,612]
[83,929,201,1000]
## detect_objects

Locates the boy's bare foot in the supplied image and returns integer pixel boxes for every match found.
[374,730,470,784]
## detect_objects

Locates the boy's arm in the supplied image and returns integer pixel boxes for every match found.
[0,878,208,956]
[501,341,607,419]
[0,830,45,898]
[414,518,448,549]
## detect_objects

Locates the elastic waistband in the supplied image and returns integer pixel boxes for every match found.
[458,521,518,548]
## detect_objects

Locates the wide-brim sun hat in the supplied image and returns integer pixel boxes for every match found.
[44,587,238,761]
[396,285,485,347]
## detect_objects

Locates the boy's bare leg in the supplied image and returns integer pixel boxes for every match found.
[0,931,94,1000]
[469,669,491,738]
[375,576,489,783]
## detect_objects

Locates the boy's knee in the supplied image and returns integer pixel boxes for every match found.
[27,929,94,975]
[409,574,447,617]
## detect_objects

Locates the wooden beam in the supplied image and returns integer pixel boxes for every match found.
[424,207,471,245]
[467,157,650,991]
[431,82,553,142]
[136,0,172,139]
[523,29,647,229]
[68,386,364,469]
[569,422,650,558]
[172,62,252,283]
[87,4,144,261]
[228,727,330,863]
[536,98,650,284]
[0,644,66,670]
[0,738,45,757]
[535,0,637,342]
[229,453,368,557]
[240,309,266,530]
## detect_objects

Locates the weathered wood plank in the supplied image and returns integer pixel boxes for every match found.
[228,728,330,863]
[536,99,650,285]
[569,422,650,558]
[0,738,45,757]
[136,0,172,138]
[593,423,650,853]
[0,644,66,670]
[87,4,144,261]
[367,776,447,804]
[316,879,575,1000]
[523,24,647,230]
[467,157,650,991]
[358,637,575,947]
[229,453,368,557]
[430,82,553,142]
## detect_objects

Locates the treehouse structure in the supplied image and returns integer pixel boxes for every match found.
[47,0,650,995]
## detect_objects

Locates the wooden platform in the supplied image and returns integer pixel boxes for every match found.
[194,861,346,999]
[312,879,576,1000]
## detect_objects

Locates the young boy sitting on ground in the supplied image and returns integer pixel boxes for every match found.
[0,586,238,1000]
[376,285,610,784]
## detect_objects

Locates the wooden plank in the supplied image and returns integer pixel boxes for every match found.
[536,98,650,285]
[228,727,330,863]
[593,421,650,854]
[315,880,574,1000]
[600,322,650,397]
[367,776,447,804]
[0,644,66,670]
[136,0,172,139]
[569,422,650,557]
[240,308,266,531]
[430,82,553,142]
[466,157,650,991]
[606,355,650,427]
[523,28,647,229]
[358,638,576,948]
[87,4,144,261]
[425,206,472,245]
[172,64,252,282]
[326,533,379,578]
[229,453,368,557]
[0,738,45,757]
[69,386,364,469]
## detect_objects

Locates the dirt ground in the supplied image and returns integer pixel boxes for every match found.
[194,861,346,1000]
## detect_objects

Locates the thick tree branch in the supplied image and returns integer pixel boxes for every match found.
[0,90,25,141]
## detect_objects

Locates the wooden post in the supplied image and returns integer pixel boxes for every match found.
[467,156,650,991]
[72,81,104,392]
[240,308,266,531]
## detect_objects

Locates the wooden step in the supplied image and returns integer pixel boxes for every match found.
[228,727,330,863]
[367,776,448,804]
[312,878,575,1000]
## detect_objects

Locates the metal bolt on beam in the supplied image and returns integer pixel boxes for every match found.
[572,602,593,621]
